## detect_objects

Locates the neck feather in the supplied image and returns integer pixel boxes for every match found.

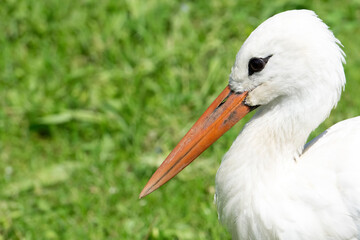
[224,95,325,168]
[215,95,330,234]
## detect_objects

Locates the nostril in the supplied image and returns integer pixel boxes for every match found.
[216,91,233,109]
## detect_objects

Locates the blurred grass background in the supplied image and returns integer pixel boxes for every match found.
[1,0,360,239]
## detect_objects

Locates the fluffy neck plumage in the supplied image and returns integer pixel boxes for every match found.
[215,93,332,238]
[225,94,324,166]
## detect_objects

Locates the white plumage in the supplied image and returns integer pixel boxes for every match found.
[215,10,360,239]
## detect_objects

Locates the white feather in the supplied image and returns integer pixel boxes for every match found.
[215,10,360,240]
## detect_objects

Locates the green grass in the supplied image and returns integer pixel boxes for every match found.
[1,0,360,239]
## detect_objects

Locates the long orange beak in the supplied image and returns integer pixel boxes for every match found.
[139,85,253,198]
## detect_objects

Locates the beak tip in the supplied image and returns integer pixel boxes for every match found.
[139,191,146,199]
[139,189,146,199]
[139,185,152,199]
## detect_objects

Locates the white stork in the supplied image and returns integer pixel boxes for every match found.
[140,10,360,240]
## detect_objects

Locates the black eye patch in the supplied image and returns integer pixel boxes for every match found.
[248,55,272,76]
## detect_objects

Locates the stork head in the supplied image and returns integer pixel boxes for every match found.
[140,10,345,198]
[230,10,345,108]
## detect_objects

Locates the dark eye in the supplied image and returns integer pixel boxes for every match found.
[248,55,272,75]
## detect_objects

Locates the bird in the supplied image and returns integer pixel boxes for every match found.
[140,10,360,240]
